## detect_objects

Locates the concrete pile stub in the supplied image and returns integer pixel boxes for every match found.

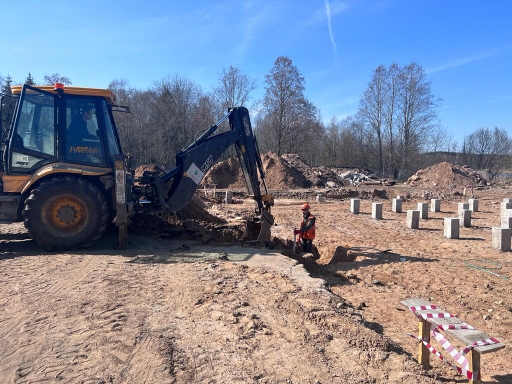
[492,227,512,251]
[501,202,512,217]
[468,198,479,212]
[503,209,512,219]
[350,198,360,214]
[224,191,233,204]
[444,218,459,239]
[459,209,471,227]
[501,215,512,229]
[458,203,469,215]
[316,194,325,203]
[406,210,420,229]
[372,203,383,220]
[431,199,441,212]
[417,202,428,219]
[392,198,402,213]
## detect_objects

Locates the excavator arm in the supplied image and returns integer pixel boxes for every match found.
[129,107,274,243]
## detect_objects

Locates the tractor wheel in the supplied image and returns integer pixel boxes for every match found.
[23,176,109,251]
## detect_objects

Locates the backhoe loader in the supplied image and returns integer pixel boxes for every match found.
[0,83,274,250]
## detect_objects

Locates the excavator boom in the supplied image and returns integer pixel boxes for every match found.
[128,107,274,243]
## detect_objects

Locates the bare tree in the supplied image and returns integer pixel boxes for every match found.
[383,63,399,175]
[323,117,342,166]
[357,62,442,177]
[464,127,512,171]
[261,56,307,156]
[340,117,368,168]
[358,65,386,173]
[211,66,257,160]
[108,76,214,167]
[147,75,202,165]
[294,100,323,165]
[396,62,441,175]
[425,126,452,166]
[43,73,72,86]
[109,79,142,158]
[212,65,256,113]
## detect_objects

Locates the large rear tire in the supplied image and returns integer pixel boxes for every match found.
[23,176,109,250]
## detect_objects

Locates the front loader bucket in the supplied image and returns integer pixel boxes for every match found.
[241,210,274,244]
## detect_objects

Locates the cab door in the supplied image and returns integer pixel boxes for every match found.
[63,97,106,167]
[8,85,57,173]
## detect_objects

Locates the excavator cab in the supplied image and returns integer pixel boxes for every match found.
[0,84,124,248]
[4,84,122,173]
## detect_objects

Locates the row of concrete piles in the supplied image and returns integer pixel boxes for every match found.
[348,197,512,252]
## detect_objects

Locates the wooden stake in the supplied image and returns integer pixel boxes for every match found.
[468,350,481,384]
[418,319,430,369]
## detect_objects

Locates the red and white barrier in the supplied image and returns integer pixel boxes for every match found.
[407,306,501,381]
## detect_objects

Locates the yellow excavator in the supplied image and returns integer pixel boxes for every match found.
[0,83,273,250]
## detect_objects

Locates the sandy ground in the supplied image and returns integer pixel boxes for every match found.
[1,186,511,383]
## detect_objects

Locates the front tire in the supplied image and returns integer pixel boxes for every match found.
[23,176,109,250]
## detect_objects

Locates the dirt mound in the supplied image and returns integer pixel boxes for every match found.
[318,245,356,264]
[201,157,244,188]
[406,162,488,190]
[203,152,310,190]
[260,152,310,189]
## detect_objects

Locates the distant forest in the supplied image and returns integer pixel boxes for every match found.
[1,59,510,179]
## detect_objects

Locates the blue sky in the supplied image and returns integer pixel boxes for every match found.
[1,0,510,145]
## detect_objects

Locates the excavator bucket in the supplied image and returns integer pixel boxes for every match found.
[241,219,261,242]
[241,210,274,243]
[257,210,274,243]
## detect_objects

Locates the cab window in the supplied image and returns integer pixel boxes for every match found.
[101,100,121,160]
[65,98,104,165]
[11,89,56,170]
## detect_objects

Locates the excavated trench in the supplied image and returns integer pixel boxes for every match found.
[129,210,340,285]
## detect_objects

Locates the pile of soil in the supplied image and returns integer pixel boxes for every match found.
[202,152,309,190]
[406,162,488,190]
[201,157,244,188]
[260,152,310,189]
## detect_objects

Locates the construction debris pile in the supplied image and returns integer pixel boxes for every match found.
[338,170,382,186]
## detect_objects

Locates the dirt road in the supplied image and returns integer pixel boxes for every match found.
[1,186,511,383]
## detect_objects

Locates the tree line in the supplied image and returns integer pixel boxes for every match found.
[1,59,510,177]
